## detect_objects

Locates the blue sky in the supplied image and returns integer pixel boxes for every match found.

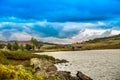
[0,0,120,44]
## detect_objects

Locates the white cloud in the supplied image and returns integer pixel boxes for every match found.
[111,30,120,35]
[41,29,120,44]
[0,17,120,44]
[10,32,32,41]
[62,21,106,31]
[0,34,6,41]
[41,37,73,44]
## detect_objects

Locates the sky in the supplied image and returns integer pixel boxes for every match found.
[0,0,120,44]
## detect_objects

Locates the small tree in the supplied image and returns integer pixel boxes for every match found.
[72,46,75,51]
[31,37,39,50]
[0,44,5,49]
[7,43,12,50]
[20,44,24,51]
[25,44,32,51]
[13,42,19,50]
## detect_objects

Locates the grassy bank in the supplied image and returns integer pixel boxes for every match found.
[80,34,120,50]
[0,64,44,80]
[0,50,61,80]
[0,50,57,66]
[71,34,120,50]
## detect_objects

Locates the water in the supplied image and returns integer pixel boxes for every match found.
[36,49,120,80]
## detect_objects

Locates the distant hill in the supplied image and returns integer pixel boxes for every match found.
[77,34,120,50]
[0,34,120,51]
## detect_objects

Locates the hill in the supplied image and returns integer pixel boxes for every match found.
[75,34,120,50]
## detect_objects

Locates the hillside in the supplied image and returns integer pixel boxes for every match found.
[76,34,120,50]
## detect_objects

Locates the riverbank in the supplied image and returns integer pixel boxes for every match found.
[0,50,61,80]
[0,50,93,80]
[38,49,120,80]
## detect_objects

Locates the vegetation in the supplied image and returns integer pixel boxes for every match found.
[0,38,44,51]
[0,35,119,79]
[25,44,33,51]
[20,44,24,51]
[0,50,57,66]
[0,44,5,49]
[78,34,120,50]
[31,37,39,50]
[0,35,120,52]
[0,50,61,80]
[0,64,44,80]
[7,43,12,50]
[13,42,19,50]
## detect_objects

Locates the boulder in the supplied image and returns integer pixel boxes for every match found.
[57,71,78,80]
[30,58,93,80]
[57,71,93,80]
[30,58,57,78]
[30,58,54,71]
[46,65,57,72]
[76,71,93,80]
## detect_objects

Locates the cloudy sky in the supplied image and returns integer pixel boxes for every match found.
[0,0,120,44]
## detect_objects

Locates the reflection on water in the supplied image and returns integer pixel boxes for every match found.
[37,49,120,80]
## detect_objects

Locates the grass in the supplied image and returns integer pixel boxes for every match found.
[74,34,120,50]
[0,50,57,66]
[0,50,61,80]
[0,64,44,80]
[0,64,60,80]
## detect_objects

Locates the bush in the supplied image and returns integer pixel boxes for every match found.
[7,43,12,50]
[25,44,33,50]
[0,64,44,80]
[0,44,5,49]
[13,42,19,50]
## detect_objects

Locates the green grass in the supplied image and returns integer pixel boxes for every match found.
[79,34,120,50]
[0,50,57,66]
[0,50,61,80]
[0,63,44,80]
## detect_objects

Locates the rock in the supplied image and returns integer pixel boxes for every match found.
[57,71,93,80]
[76,71,93,80]
[30,58,57,78]
[30,58,93,80]
[35,70,49,78]
[30,58,53,72]
[46,65,57,72]
[57,71,78,80]
[58,59,68,63]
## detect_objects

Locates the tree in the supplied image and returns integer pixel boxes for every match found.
[25,44,32,50]
[31,37,39,50]
[72,46,75,51]
[13,42,19,50]
[7,43,12,50]
[20,44,24,51]
[0,44,5,49]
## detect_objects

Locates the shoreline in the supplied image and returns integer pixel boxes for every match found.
[35,49,120,54]
[37,49,120,80]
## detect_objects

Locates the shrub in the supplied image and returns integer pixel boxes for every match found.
[0,64,44,80]
[13,42,19,50]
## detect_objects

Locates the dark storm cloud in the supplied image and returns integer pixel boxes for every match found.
[0,0,120,22]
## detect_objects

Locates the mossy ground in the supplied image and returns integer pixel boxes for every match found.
[0,50,60,80]
[0,50,57,66]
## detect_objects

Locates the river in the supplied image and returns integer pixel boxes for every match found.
[36,49,120,80]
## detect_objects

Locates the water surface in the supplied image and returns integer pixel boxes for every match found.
[36,49,120,80]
